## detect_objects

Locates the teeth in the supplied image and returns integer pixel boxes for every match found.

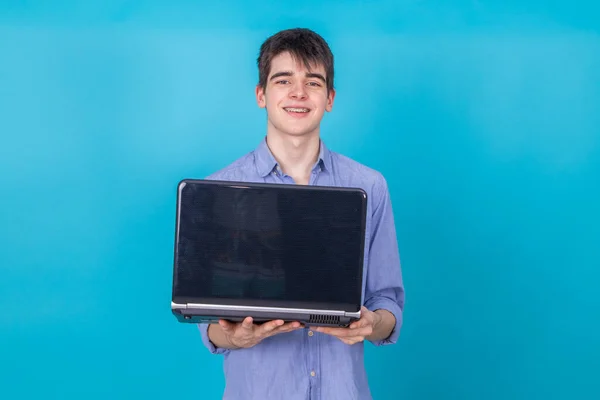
[285,108,309,113]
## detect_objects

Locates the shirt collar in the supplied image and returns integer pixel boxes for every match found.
[254,136,332,177]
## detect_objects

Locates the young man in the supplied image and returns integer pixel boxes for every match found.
[198,28,405,400]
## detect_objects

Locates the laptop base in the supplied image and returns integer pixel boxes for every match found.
[172,302,360,328]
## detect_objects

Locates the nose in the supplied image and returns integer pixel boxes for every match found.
[289,82,307,100]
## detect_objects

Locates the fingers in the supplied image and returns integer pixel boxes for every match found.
[218,319,235,334]
[259,319,285,335]
[349,318,372,329]
[217,318,303,349]
[241,317,254,330]
[315,324,368,336]
[315,327,354,337]
[314,325,373,341]
[222,318,304,345]
[348,307,376,329]
[349,320,363,329]
[219,317,256,337]
[340,337,363,345]
[277,321,303,333]
[258,320,303,337]
[289,321,303,329]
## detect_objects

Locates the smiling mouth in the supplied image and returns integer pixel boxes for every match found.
[283,107,310,113]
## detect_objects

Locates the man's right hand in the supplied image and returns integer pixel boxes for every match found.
[209,317,303,349]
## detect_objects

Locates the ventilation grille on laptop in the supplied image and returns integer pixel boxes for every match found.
[309,314,341,325]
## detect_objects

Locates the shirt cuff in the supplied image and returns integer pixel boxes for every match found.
[198,323,230,355]
[364,297,403,346]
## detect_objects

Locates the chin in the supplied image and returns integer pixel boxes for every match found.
[280,130,319,139]
[270,122,318,138]
[285,129,314,136]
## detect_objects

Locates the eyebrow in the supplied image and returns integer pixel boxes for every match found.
[269,71,326,83]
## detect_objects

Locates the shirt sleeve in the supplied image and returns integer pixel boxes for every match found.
[198,323,231,355]
[363,173,405,346]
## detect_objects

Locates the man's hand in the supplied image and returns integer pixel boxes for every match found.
[209,317,303,349]
[313,306,395,345]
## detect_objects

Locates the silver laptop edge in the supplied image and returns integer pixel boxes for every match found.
[172,301,361,319]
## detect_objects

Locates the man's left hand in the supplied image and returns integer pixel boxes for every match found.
[313,306,382,345]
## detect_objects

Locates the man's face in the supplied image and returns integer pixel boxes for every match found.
[256,51,335,138]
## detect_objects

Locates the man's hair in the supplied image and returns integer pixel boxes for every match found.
[257,28,334,94]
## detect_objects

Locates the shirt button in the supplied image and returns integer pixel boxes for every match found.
[310,371,316,377]
[308,330,314,336]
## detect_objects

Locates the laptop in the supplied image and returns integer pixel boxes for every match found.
[171,178,367,327]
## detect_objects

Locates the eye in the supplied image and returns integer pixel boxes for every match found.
[276,80,290,85]
[307,81,322,87]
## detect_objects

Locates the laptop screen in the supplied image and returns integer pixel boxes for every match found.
[172,180,367,310]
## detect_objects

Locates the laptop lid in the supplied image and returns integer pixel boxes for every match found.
[171,179,367,314]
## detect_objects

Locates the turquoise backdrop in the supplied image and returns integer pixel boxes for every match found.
[1,1,599,399]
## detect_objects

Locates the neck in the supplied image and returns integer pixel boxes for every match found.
[265,130,321,182]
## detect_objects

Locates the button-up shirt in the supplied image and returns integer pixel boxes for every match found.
[198,137,405,400]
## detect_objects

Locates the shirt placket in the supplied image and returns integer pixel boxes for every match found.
[274,161,323,399]
[307,326,321,399]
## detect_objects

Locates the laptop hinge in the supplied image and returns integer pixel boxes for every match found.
[171,301,187,310]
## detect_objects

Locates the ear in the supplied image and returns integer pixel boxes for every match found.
[256,84,266,108]
[325,88,336,112]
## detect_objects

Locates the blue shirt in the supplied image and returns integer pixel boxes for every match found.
[198,138,405,400]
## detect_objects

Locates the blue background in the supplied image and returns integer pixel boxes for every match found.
[1,1,599,399]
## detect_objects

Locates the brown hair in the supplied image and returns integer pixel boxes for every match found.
[257,28,334,94]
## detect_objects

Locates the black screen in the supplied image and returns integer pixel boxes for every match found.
[172,180,366,309]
